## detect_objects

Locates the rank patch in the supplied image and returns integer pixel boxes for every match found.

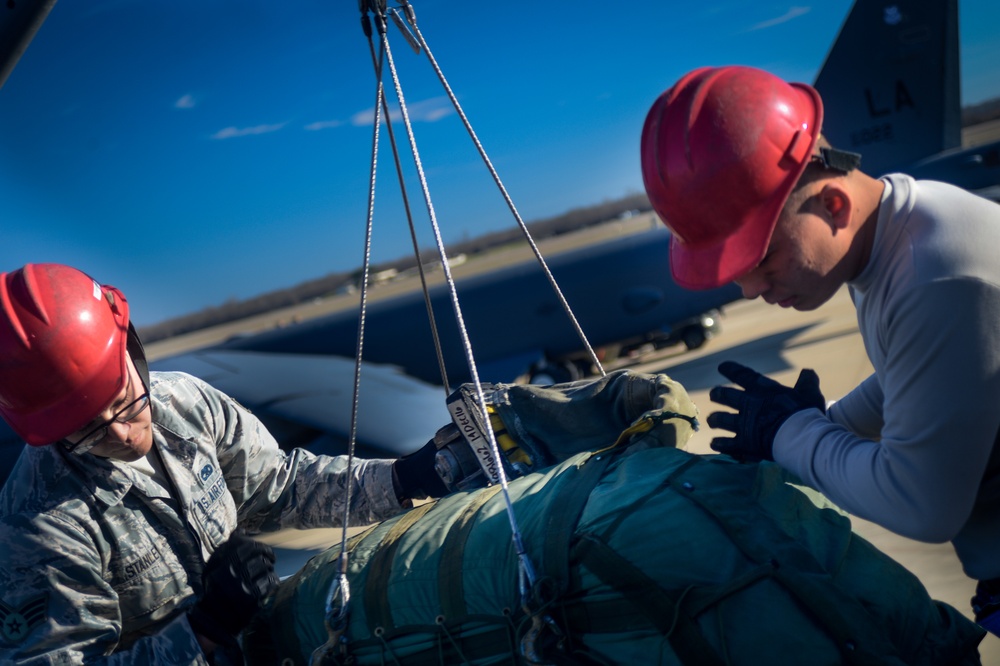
[0,594,47,644]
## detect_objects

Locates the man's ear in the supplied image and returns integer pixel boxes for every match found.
[819,183,852,230]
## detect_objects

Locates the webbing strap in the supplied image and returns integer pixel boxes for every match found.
[327,617,516,666]
[363,502,437,633]
[571,534,725,666]
[438,485,504,619]
[542,453,614,593]
[559,562,778,635]
[672,459,906,665]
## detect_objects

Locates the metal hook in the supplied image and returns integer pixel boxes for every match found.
[309,567,352,666]
[358,0,387,17]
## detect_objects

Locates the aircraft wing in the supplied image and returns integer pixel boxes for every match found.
[149,350,449,458]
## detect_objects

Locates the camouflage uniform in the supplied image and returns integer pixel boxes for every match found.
[0,371,403,665]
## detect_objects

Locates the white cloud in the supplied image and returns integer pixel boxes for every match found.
[748,6,810,31]
[351,95,455,127]
[175,94,196,109]
[211,123,287,140]
[304,119,343,131]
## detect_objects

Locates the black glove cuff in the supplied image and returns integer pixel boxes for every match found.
[393,438,449,502]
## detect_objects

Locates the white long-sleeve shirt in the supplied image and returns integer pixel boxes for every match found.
[775,173,1000,581]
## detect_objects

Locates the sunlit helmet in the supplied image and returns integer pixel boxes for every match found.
[640,65,823,289]
[0,264,131,445]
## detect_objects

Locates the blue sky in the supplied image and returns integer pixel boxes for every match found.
[2,0,998,327]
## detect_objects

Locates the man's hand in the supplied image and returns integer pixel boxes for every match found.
[188,533,279,651]
[393,381,518,500]
[973,579,1000,637]
[392,438,450,503]
[707,361,825,462]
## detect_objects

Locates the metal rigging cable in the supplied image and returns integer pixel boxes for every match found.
[311,13,385,665]
[369,1,542,605]
[365,6,454,396]
[315,1,602,660]
[394,0,607,381]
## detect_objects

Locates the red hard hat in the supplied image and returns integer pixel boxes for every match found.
[640,65,823,289]
[0,264,130,445]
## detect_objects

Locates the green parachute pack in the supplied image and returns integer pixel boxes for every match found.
[244,370,984,665]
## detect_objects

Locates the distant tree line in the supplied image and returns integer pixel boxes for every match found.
[962,97,1000,127]
[138,192,652,343]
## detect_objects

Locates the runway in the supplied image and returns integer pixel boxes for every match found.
[260,285,998,661]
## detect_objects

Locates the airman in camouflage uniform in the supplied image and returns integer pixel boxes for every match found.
[0,370,403,664]
[0,265,434,665]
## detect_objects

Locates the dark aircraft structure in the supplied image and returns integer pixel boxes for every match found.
[814,0,1000,199]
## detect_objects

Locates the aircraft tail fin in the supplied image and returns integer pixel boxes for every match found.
[0,0,59,90]
[812,0,960,175]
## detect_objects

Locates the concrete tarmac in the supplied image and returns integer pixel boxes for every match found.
[260,285,998,662]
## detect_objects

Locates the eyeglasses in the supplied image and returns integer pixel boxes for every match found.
[63,391,150,454]
[810,147,862,173]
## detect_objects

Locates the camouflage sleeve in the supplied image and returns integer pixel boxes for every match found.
[189,376,405,532]
[0,512,208,665]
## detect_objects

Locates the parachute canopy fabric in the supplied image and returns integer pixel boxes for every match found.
[245,371,983,665]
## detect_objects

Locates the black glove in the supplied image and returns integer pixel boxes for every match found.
[188,533,280,649]
[707,361,825,462]
[973,579,1000,637]
[392,438,450,502]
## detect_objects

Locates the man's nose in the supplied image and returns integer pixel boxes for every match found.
[107,420,132,442]
[735,270,768,300]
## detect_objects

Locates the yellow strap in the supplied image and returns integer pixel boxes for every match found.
[487,407,532,465]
